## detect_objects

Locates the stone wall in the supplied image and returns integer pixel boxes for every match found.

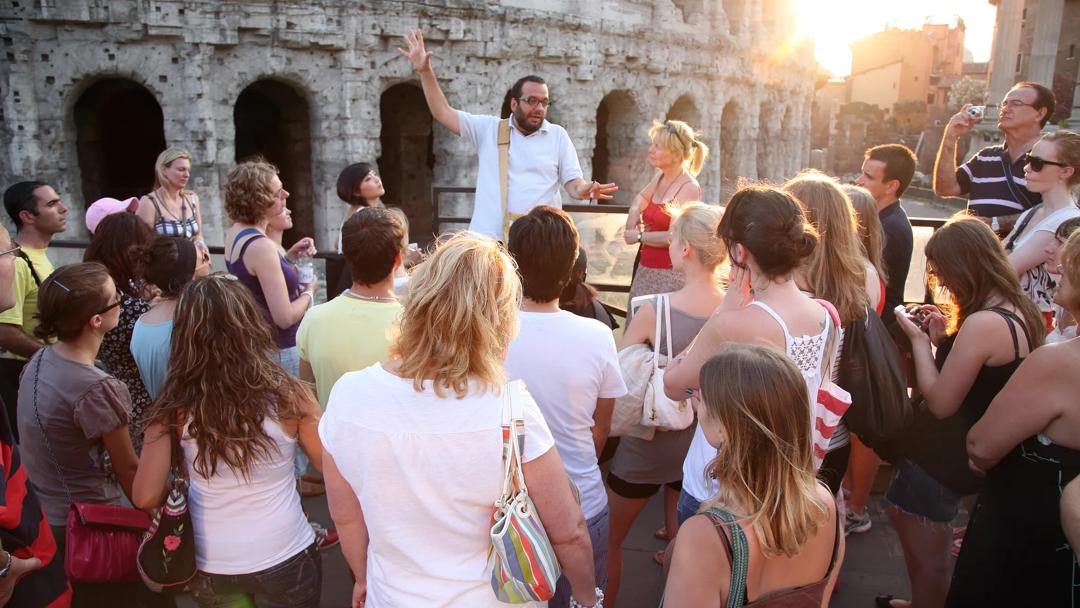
[0,0,815,248]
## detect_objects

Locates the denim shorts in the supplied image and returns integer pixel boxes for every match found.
[551,506,610,608]
[189,543,322,608]
[676,489,702,527]
[885,459,960,524]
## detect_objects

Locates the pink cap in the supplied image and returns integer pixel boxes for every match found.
[86,197,139,234]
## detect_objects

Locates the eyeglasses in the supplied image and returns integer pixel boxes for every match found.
[1028,155,1069,172]
[95,297,122,316]
[0,244,21,258]
[518,96,552,109]
[999,99,1037,110]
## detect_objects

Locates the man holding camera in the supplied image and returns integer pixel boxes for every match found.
[933,81,1055,235]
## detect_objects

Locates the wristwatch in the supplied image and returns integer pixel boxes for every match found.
[991,216,1000,232]
[0,551,12,578]
[636,231,643,243]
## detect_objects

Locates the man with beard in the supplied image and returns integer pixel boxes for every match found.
[400,29,617,240]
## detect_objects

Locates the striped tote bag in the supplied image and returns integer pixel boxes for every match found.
[487,381,562,603]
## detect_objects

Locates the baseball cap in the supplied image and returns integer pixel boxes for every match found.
[86,197,139,234]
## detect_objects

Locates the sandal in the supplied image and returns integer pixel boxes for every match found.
[300,479,326,497]
[654,526,673,541]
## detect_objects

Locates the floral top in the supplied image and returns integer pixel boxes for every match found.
[99,288,152,451]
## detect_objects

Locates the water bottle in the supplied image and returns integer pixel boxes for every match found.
[297,254,314,286]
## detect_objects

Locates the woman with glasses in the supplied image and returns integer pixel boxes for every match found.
[133,275,324,608]
[623,120,708,318]
[16,263,143,605]
[882,216,1044,608]
[1003,130,1080,330]
[223,159,317,376]
[84,212,157,451]
[952,230,1080,606]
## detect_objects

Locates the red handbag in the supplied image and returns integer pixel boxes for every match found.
[65,502,151,583]
[30,348,151,583]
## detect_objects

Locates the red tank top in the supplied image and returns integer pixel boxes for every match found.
[640,197,674,269]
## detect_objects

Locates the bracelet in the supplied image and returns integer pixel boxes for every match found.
[301,291,314,307]
[569,587,604,608]
[0,550,12,578]
[636,231,643,243]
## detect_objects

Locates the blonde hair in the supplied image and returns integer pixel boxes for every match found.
[842,184,888,284]
[224,159,279,225]
[1038,130,1080,187]
[649,120,710,177]
[390,234,521,398]
[153,147,193,191]
[783,171,868,324]
[669,202,726,269]
[699,344,830,558]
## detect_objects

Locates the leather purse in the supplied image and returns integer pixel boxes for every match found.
[30,348,151,583]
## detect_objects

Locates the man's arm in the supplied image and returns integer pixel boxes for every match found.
[399,29,460,136]
[565,178,617,202]
[934,105,978,198]
[0,324,40,359]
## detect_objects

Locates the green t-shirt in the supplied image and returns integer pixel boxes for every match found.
[0,247,54,361]
[296,295,402,409]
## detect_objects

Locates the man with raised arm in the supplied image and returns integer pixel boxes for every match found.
[933,81,1055,235]
[399,29,617,240]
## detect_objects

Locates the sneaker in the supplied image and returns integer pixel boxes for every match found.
[844,509,872,535]
[311,522,340,550]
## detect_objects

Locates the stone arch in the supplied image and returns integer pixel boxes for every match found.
[234,78,315,247]
[73,77,166,206]
[592,90,648,206]
[666,95,702,129]
[724,0,748,37]
[379,83,435,243]
[719,100,743,201]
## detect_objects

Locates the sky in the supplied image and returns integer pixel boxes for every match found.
[793,0,998,76]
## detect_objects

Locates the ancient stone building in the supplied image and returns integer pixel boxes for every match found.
[0,0,815,248]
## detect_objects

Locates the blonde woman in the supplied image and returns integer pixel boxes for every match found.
[606,203,725,606]
[844,184,889,295]
[784,172,879,496]
[138,147,204,242]
[624,120,709,311]
[319,234,600,608]
[663,345,843,606]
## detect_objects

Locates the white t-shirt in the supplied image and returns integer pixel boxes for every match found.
[319,365,555,608]
[1005,205,1080,312]
[457,111,584,239]
[504,310,627,519]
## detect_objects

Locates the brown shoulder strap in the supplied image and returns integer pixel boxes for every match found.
[499,118,511,239]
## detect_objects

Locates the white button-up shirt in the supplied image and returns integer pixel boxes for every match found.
[457,110,584,239]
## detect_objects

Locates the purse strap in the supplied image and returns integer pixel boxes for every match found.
[1003,204,1041,253]
[497,383,528,507]
[498,118,512,240]
[29,347,76,508]
[652,294,674,372]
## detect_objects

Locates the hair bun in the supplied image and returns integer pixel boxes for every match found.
[796,231,817,258]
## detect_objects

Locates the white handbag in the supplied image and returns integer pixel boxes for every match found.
[640,294,694,431]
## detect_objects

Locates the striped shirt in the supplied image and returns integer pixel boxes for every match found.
[957,144,1041,218]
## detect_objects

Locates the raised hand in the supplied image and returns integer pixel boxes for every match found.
[397,29,432,73]
[579,181,618,201]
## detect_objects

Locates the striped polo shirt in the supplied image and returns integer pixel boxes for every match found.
[956,144,1041,218]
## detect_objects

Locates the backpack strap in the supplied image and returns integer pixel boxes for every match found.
[703,507,750,608]
[13,246,41,287]
[498,118,512,240]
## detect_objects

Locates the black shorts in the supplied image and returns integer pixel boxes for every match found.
[607,472,682,499]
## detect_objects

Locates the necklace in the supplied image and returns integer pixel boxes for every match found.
[344,289,396,303]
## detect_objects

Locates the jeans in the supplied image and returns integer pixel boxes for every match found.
[885,459,961,524]
[273,347,308,477]
[676,489,702,527]
[188,543,322,608]
[550,505,610,608]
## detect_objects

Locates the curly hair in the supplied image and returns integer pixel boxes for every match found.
[224,159,279,225]
[146,274,316,479]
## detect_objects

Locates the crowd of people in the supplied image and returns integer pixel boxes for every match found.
[0,28,1077,607]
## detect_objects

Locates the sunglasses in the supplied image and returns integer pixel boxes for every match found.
[1028,155,1069,172]
[95,298,122,316]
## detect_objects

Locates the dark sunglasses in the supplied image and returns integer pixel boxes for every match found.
[1028,155,1069,172]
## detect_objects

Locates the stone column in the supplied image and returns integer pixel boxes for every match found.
[1029,0,1064,87]
[1068,55,1080,129]
[985,0,1025,121]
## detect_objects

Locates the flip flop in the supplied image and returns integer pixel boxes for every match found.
[654,526,673,541]
[300,479,326,497]
[653,549,666,566]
